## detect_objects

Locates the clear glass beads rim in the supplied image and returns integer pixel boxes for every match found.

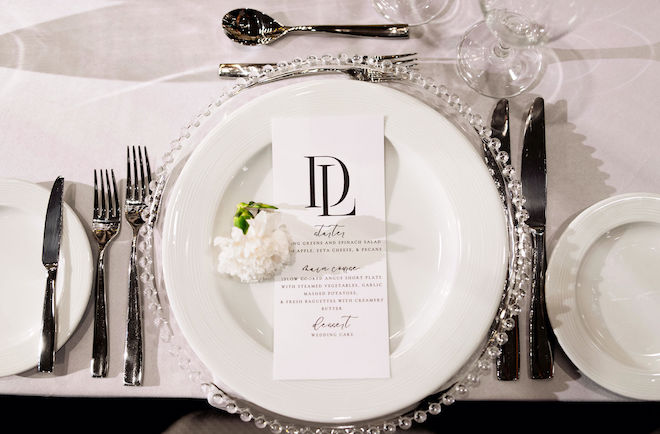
[136,53,533,434]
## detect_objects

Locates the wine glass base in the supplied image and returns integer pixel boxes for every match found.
[371,0,454,26]
[456,21,543,98]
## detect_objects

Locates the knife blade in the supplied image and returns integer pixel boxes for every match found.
[491,99,520,381]
[38,176,64,373]
[491,99,510,155]
[521,97,554,379]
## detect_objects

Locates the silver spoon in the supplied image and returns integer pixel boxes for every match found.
[222,8,409,45]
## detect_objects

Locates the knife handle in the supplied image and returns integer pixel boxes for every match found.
[38,268,57,373]
[496,314,520,380]
[123,234,143,386]
[295,24,409,38]
[91,249,108,377]
[529,228,554,379]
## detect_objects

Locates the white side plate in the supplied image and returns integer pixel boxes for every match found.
[0,178,93,376]
[547,193,660,400]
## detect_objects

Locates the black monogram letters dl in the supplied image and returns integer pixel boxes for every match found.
[305,156,356,216]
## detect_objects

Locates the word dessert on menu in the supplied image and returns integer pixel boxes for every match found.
[271,115,390,380]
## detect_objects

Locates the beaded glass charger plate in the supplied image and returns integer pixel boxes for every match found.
[161,79,507,422]
[143,55,531,433]
[546,193,660,400]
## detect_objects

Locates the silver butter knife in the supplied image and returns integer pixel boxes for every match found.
[521,97,554,379]
[491,99,521,381]
[38,176,64,373]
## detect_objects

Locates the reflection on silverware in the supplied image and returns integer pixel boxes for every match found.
[123,146,151,386]
[38,176,64,373]
[219,53,418,78]
[491,99,521,381]
[222,8,408,46]
[521,97,554,379]
[91,170,121,378]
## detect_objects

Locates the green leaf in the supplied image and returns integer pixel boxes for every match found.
[232,201,277,234]
[234,215,250,234]
[252,202,278,210]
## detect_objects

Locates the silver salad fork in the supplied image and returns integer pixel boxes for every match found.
[91,170,121,378]
[123,146,151,386]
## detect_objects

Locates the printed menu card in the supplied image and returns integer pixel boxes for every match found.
[271,115,390,380]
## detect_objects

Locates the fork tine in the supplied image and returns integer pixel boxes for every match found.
[144,148,152,194]
[377,52,417,61]
[126,147,132,201]
[105,169,114,219]
[137,146,146,200]
[111,169,119,219]
[100,169,107,219]
[132,146,139,200]
[93,170,100,219]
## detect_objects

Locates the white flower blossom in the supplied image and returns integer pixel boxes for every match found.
[213,211,291,283]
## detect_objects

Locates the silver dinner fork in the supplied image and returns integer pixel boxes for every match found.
[218,52,418,79]
[123,146,151,386]
[91,169,121,378]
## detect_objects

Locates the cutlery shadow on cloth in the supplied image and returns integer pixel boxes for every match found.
[509,97,615,392]
[113,176,163,386]
[509,97,616,253]
[536,224,583,385]
[57,181,96,376]
[536,224,635,393]
[34,176,164,383]
[77,176,148,382]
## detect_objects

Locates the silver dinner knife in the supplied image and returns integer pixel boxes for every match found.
[38,176,64,373]
[521,97,554,379]
[491,99,521,381]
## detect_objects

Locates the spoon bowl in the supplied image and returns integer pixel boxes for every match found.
[222,8,288,46]
[222,8,409,46]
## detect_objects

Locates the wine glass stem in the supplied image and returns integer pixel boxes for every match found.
[493,41,511,59]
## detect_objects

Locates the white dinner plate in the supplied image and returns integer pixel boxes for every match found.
[161,80,507,423]
[0,178,93,376]
[546,193,660,400]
